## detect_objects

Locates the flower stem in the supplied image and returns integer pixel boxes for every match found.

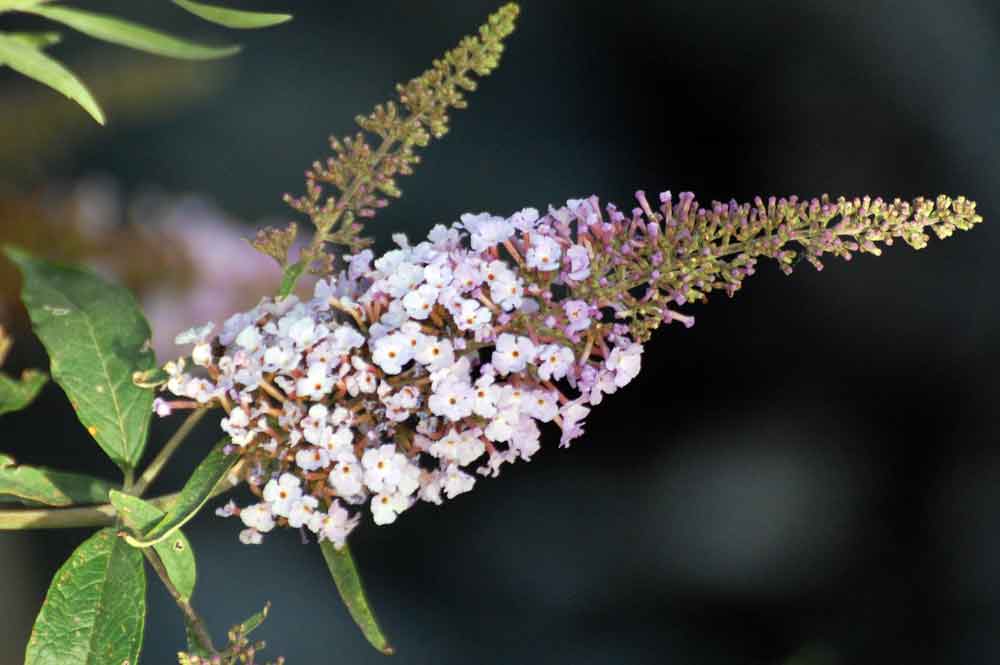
[142,546,217,655]
[133,408,209,497]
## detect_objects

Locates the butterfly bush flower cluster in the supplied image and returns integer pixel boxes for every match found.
[158,190,981,547]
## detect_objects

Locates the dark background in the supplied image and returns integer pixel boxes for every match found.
[1,1,999,664]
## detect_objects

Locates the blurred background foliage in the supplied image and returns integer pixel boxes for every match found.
[0,1,998,664]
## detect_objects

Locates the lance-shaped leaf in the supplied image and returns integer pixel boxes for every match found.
[0,453,115,506]
[7,31,62,48]
[24,528,146,665]
[110,490,197,601]
[123,438,237,548]
[320,540,394,655]
[173,0,292,29]
[25,5,240,60]
[0,32,104,124]
[0,368,47,415]
[6,248,156,474]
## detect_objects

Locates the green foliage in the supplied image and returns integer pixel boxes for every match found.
[0,453,115,506]
[110,490,198,600]
[320,541,394,655]
[281,3,520,286]
[25,528,146,665]
[173,0,292,30]
[7,31,62,48]
[123,438,238,547]
[0,32,104,124]
[25,5,241,60]
[0,1,291,123]
[6,248,156,475]
[0,368,47,415]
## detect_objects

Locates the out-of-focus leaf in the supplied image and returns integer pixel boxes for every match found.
[320,540,394,655]
[0,368,46,415]
[173,0,292,29]
[6,248,156,474]
[0,1,48,11]
[7,31,61,48]
[0,452,115,506]
[0,33,103,124]
[24,528,146,665]
[110,489,197,601]
[26,5,241,60]
[123,438,237,547]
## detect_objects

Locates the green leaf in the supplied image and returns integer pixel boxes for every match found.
[0,1,49,11]
[235,603,271,637]
[0,368,46,415]
[123,438,237,547]
[25,528,146,665]
[25,5,241,60]
[320,540,394,655]
[173,0,292,29]
[6,248,156,474]
[0,453,115,506]
[110,490,197,601]
[7,31,61,48]
[0,33,104,124]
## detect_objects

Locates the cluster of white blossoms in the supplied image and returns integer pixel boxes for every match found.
[160,196,654,548]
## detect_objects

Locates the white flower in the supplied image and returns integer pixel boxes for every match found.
[329,453,364,498]
[431,428,486,466]
[239,528,263,545]
[295,446,331,471]
[318,501,359,547]
[297,362,334,401]
[330,325,365,354]
[508,207,539,231]
[492,333,536,375]
[491,272,523,311]
[461,212,514,251]
[396,459,422,496]
[235,324,263,351]
[563,300,591,334]
[523,390,559,422]
[606,343,643,388]
[423,261,453,289]
[287,495,319,528]
[559,401,590,447]
[370,492,409,525]
[418,470,444,505]
[239,502,275,532]
[402,283,439,320]
[262,473,302,517]
[536,344,575,381]
[472,376,500,418]
[345,358,378,395]
[288,316,328,349]
[484,407,518,442]
[191,343,213,367]
[453,259,484,292]
[371,332,413,375]
[263,342,300,373]
[175,322,215,345]
[428,379,475,421]
[415,337,455,370]
[510,415,541,460]
[454,299,491,332]
[525,235,562,271]
[361,444,404,493]
[565,244,591,280]
[442,464,476,499]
